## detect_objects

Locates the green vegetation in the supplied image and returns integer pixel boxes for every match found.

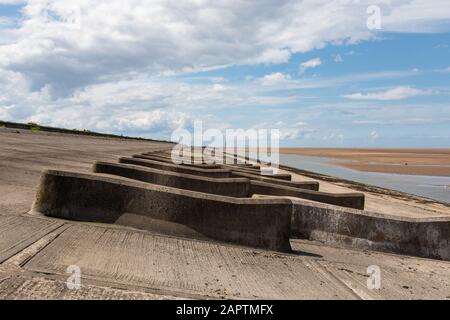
[0,125,5,129]
[28,122,41,131]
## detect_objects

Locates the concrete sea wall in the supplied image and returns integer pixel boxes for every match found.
[29,149,450,261]
[290,198,450,260]
[33,170,293,252]
[94,161,250,197]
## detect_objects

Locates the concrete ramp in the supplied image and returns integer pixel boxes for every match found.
[32,170,292,252]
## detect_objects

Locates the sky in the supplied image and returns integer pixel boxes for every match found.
[0,0,449,147]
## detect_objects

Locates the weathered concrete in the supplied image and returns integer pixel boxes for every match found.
[93,161,250,197]
[235,163,258,168]
[145,152,264,176]
[15,222,444,300]
[0,214,63,263]
[152,151,261,169]
[0,274,183,300]
[93,161,360,208]
[148,151,213,165]
[131,155,295,183]
[221,164,293,181]
[220,164,262,174]
[251,180,365,210]
[141,153,223,169]
[289,198,450,260]
[224,163,261,170]
[121,156,232,178]
[32,170,293,252]
[3,130,450,300]
[232,171,319,191]
[266,173,292,181]
[0,128,174,216]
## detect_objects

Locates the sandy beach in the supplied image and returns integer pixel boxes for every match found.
[279,148,450,177]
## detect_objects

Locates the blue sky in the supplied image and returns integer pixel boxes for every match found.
[0,1,450,147]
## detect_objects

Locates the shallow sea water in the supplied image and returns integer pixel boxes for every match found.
[278,154,450,204]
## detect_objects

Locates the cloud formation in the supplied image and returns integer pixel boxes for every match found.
[0,0,450,142]
[299,58,322,74]
[0,0,377,95]
[300,58,322,71]
[342,86,433,101]
[2,1,449,93]
[260,72,292,86]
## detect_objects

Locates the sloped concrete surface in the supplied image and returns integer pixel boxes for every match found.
[0,214,63,263]
[20,224,450,300]
[1,128,450,299]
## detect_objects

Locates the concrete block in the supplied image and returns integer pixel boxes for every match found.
[250,181,364,210]
[232,171,319,191]
[121,156,232,178]
[94,162,361,210]
[94,161,250,197]
[221,164,262,174]
[32,170,293,252]
[290,198,450,261]
[141,153,222,169]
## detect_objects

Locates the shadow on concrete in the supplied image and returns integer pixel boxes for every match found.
[291,249,323,258]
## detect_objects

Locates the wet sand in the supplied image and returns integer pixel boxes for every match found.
[279,148,450,177]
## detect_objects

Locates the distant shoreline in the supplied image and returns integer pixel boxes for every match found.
[279,148,450,177]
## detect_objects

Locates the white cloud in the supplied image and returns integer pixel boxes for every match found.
[115,110,191,134]
[382,0,450,33]
[0,0,378,94]
[255,49,291,65]
[299,58,322,74]
[2,1,449,89]
[0,0,26,4]
[254,69,421,91]
[353,118,450,125]
[300,58,322,68]
[252,120,314,141]
[280,126,315,141]
[342,86,433,101]
[334,54,343,62]
[260,72,292,86]
[1,0,450,138]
